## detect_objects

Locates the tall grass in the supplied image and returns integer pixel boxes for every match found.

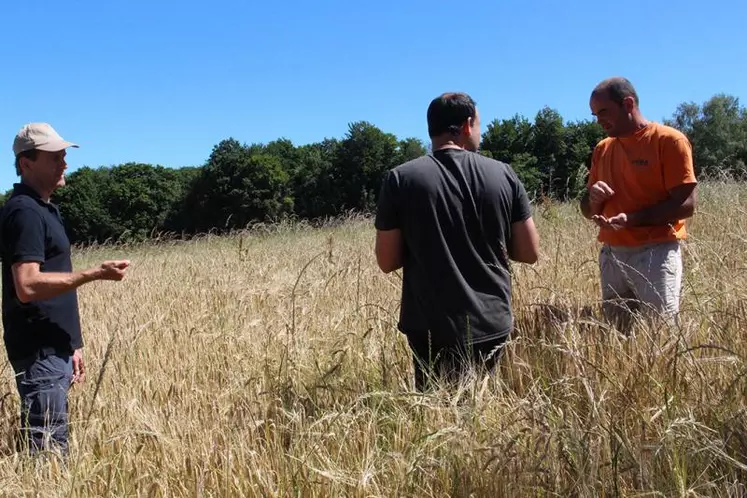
[1,182,746,496]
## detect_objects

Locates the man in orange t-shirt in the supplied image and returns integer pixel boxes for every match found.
[580,77,698,330]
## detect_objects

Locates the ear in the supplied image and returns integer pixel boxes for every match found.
[18,156,32,173]
[462,118,474,136]
[622,96,636,113]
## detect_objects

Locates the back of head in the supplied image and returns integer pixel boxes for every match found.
[427,93,480,151]
[591,77,639,107]
[427,93,477,137]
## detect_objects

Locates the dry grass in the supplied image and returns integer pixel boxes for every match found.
[1,182,747,497]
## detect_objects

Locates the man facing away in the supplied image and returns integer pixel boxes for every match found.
[580,77,698,331]
[374,93,540,391]
[1,123,130,455]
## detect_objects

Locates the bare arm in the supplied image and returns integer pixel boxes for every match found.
[12,260,130,303]
[509,217,540,264]
[580,190,606,219]
[627,183,697,227]
[375,229,404,273]
[581,181,614,219]
[580,190,596,219]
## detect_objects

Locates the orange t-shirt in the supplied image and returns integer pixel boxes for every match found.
[587,122,697,247]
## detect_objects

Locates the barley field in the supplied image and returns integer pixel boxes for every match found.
[1,182,746,497]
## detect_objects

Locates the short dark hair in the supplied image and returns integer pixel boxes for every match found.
[14,149,38,176]
[592,77,639,106]
[427,92,477,138]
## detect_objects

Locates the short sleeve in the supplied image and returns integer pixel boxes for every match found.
[374,170,401,231]
[662,137,697,190]
[509,169,533,224]
[1,208,46,264]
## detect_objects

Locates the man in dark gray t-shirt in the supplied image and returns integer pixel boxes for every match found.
[374,92,540,391]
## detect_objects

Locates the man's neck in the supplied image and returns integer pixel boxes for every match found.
[431,140,464,152]
[619,114,650,138]
[21,179,52,203]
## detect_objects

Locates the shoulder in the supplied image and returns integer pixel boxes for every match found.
[652,122,691,145]
[0,196,46,230]
[391,154,434,175]
[459,151,515,177]
[473,151,510,168]
[3,194,38,210]
[594,137,615,152]
[1,195,42,220]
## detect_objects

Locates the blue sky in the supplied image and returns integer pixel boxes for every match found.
[1,0,745,191]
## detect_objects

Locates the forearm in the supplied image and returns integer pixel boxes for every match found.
[378,251,404,273]
[580,191,603,219]
[508,244,538,264]
[17,267,100,303]
[628,198,695,227]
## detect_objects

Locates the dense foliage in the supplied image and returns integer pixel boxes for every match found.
[2,94,744,244]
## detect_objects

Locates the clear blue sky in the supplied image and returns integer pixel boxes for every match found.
[1,0,745,191]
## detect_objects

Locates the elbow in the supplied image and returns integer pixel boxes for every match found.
[377,260,401,274]
[682,201,695,219]
[580,201,591,220]
[509,247,539,265]
[15,287,34,304]
[375,253,392,274]
[510,236,540,265]
[375,248,403,274]
[13,276,40,303]
[579,193,595,219]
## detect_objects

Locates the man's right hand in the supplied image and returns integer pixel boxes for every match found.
[589,181,615,206]
[97,260,130,281]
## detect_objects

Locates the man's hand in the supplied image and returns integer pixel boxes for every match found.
[72,348,85,384]
[589,181,615,206]
[97,260,130,281]
[592,213,628,230]
[581,181,615,219]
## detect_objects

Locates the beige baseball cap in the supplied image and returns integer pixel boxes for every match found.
[13,123,79,156]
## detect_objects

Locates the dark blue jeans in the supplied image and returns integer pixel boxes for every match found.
[10,351,73,455]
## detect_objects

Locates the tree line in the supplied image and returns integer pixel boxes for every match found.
[2,93,745,245]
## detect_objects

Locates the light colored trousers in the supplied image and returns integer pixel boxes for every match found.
[599,241,683,330]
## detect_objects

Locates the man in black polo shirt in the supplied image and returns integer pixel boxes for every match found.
[374,93,540,391]
[1,123,130,455]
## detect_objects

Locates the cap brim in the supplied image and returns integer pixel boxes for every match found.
[36,140,79,152]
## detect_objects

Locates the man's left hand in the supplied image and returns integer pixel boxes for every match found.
[72,348,86,384]
[592,213,629,230]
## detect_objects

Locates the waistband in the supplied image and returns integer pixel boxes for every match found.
[603,240,681,254]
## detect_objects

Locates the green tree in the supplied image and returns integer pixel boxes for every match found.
[396,137,427,164]
[0,188,14,208]
[178,138,293,233]
[666,94,747,178]
[481,114,533,164]
[54,163,198,243]
[562,120,606,199]
[291,139,339,219]
[53,167,114,243]
[530,106,566,197]
[333,121,399,212]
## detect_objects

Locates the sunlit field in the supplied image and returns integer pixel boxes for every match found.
[1,182,746,497]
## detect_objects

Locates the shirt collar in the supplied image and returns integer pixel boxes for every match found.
[11,182,60,214]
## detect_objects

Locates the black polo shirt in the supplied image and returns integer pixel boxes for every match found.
[0,183,82,361]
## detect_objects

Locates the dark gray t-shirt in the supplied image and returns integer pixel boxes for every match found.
[375,148,532,346]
